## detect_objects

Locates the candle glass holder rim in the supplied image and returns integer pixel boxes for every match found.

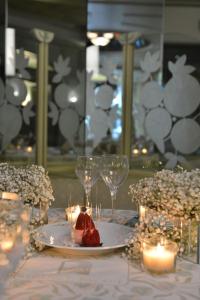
[142,237,178,252]
[0,192,21,201]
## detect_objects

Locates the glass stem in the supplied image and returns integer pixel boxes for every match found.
[85,188,91,207]
[110,190,117,217]
[188,219,191,254]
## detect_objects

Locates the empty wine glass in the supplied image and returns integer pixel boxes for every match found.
[75,156,100,207]
[100,155,129,216]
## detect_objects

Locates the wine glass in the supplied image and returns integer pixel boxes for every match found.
[100,155,129,216]
[75,156,100,207]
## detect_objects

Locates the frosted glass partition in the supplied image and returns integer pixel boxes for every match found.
[0,0,87,166]
[87,0,165,161]
[85,46,122,155]
[137,52,200,169]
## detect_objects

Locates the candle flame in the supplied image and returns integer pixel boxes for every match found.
[156,243,163,252]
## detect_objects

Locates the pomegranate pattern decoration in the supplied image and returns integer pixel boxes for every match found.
[50,55,88,152]
[0,49,35,151]
[140,52,200,168]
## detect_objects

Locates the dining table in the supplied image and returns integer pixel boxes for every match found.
[2,208,200,300]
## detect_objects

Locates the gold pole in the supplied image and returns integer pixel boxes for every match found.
[33,29,54,167]
[121,36,134,161]
[43,42,49,167]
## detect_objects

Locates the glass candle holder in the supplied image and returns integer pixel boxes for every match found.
[142,238,178,274]
[139,205,146,222]
[0,192,27,295]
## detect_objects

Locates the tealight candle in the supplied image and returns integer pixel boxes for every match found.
[65,205,92,224]
[139,205,146,222]
[0,238,14,252]
[66,205,81,224]
[142,239,178,273]
[1,192,19,201]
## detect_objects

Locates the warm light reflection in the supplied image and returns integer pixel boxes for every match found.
[133,148,139,155]
[26,146,33,153]
[66,205,81,224]
[139,205,146,221]
[1,238,14,252]
[142,148,148,154]
[22,230,30,245]
[17,225,22,235]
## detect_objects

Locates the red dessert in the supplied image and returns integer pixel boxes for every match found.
[73,207,101,247]
[75,212,95,230]
[82,228,100,247]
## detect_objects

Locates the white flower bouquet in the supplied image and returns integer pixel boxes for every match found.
[129,169,200,221]
[0,163,54,221]
[127,169,200,260]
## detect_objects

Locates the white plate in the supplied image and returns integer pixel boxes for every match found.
[34,221,132,255]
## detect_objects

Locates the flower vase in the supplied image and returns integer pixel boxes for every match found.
[30,202,48,227]
[180,219,199,261]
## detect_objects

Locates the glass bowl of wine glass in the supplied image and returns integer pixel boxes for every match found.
[100,155,129,216]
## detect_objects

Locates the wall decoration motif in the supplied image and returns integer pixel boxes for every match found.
[85,57,120,154]
[50,55,85,153]
[140,52,200,168]
[0,49,34,151]
[51,53,120,154]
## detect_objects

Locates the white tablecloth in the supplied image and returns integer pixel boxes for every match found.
[4,209,200,300]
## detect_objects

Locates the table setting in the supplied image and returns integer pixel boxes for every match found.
[0,158,200,299]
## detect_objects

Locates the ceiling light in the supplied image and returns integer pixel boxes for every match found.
[91,36,110,47]
[87,32,98,39]
[103,33,114,39]
[88,32,114,47]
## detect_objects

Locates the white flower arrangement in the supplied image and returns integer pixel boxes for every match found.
[129,169,200,221]
[127,169,200,260]
[0,163,54,208]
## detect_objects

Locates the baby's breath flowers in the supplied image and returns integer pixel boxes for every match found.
[126,169,200,260]
[0,163,55,256]
[129,169,200,221]
[0,163,54,210]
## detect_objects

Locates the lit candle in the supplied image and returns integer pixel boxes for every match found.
[65,205,92,224]
[0,238,14,252]
[66,205,81,224]
[1,192,19,201]
[143,242,177,273]
[139,205,146,221]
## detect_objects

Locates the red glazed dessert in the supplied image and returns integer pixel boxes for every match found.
[75,212,95,230]
[73,207,101,246]
[82,228,101,247]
